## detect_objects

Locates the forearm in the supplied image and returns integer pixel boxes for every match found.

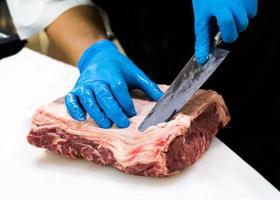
[45,5,108,66]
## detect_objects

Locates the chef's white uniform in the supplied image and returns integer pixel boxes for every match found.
[6,0,94,39]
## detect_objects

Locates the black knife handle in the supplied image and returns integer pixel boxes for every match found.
[213,32,222,47]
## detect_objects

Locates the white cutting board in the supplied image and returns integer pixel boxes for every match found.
[0,48,279,200]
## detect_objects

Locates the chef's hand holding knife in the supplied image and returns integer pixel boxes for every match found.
[192,0,258,64]
[66,0,258,128]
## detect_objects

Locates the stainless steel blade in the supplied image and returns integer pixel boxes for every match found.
[138,47,229,132]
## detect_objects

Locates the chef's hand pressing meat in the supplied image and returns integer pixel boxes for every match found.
[192,0,258,64]
[65,40,163,128]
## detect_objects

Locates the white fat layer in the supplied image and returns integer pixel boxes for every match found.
[32,97,190,168]
[30,86,228,171]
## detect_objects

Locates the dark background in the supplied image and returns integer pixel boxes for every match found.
[94,0,280,190]
[1,0,279,190]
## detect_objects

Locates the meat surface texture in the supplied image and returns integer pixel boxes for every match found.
[27,85,230,176]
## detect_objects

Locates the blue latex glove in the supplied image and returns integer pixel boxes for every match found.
[65,40,163,128]
[192,0,258,64]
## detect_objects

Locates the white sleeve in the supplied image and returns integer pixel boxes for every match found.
[6,0,94,39]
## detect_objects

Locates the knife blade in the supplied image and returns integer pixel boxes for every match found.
[138,33,229,132]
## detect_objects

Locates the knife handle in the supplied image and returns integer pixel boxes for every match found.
[213,32,222,47]
[209,17,222,48]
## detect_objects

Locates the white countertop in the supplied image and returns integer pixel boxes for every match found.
[0,48,279,200]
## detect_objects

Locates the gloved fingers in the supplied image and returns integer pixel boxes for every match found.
[91,82,130,128]
[78,86,112,129]
[230,2,249,32]
[132,67,163,101]
[65,92,85,121]
[194,16,211,65]
[244,0,258,19]
[109,75,137,117]
[215,7,238,43]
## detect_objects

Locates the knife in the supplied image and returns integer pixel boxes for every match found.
[138,32,229,132]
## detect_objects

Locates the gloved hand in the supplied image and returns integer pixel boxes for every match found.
[65,40,163,128]
[192,0,258,64]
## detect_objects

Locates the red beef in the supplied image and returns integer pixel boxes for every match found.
[27,86,230,176]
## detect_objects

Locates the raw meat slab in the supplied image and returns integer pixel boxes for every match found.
[27,85,230,176]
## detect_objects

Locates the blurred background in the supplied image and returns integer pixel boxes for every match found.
[0,0,72,61]
[0,0,49,54]
[1,0,279,190]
